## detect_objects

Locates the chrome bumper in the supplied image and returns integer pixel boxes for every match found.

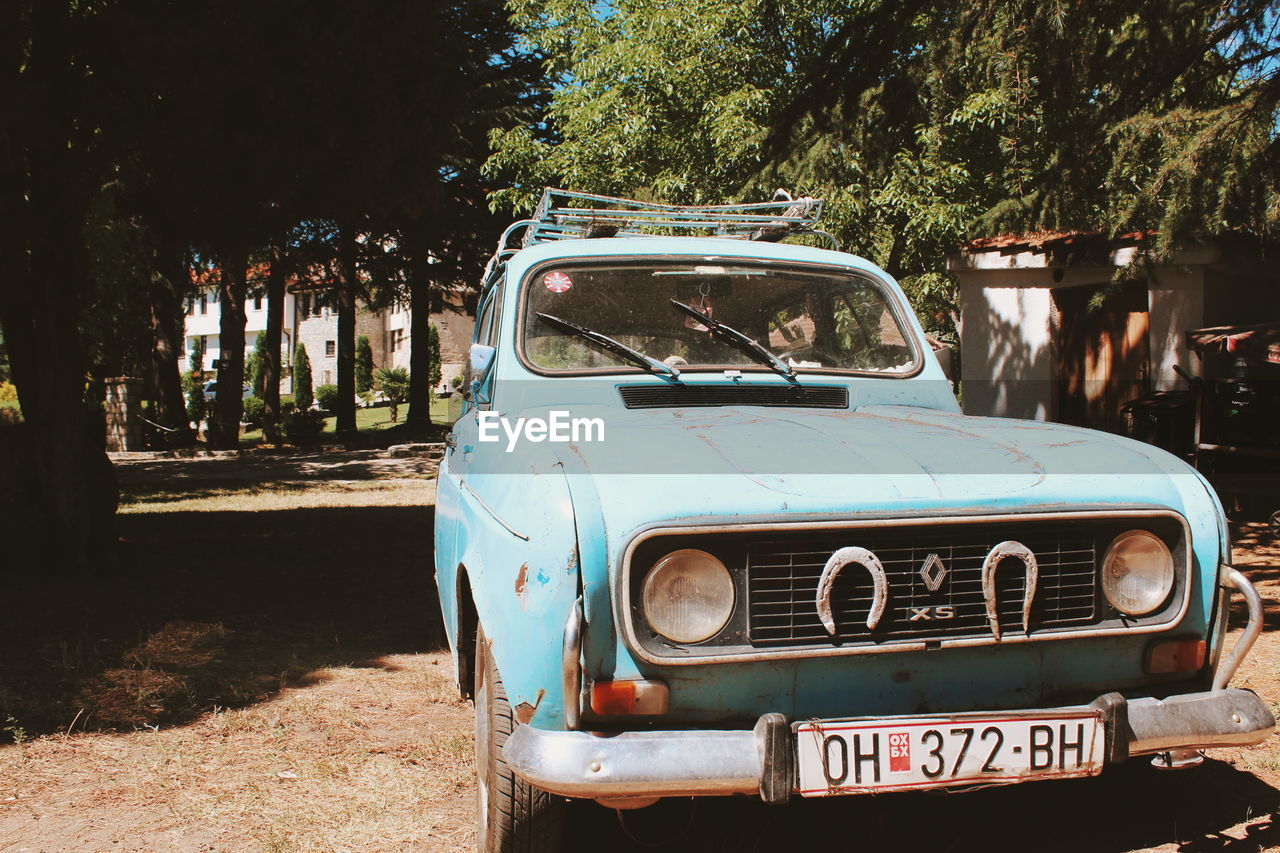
[504,688,1274,800]
[507,567,1273,801]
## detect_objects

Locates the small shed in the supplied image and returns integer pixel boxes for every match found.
[947,233,1277,432]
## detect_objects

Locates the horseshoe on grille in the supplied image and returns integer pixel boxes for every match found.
[816,546,887,635]
[981,541,1038,640]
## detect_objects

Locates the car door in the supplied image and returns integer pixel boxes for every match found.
[435,281,502,643]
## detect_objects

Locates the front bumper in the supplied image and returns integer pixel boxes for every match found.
[505,566,1274,801]
[504,688,1275,800]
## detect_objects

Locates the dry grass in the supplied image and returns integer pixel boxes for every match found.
[118,479,437,514]
[2,459,1279,853]
[0,654,476,852]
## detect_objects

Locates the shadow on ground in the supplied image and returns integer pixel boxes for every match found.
[0,503,442,737]
[564,757,1280,853]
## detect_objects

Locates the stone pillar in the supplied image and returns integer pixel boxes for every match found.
[104,376,144,452]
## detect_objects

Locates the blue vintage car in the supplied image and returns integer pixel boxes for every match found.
[435,190,1273,852]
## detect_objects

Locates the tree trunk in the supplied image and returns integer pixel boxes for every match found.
[211,248,248,449]
[0,0,117,575]
[405,239,434,431]
[262,245,285,442]
[335,228,357,437]
[151,244,191,438]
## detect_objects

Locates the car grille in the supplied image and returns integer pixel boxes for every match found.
[747,523,1098,647]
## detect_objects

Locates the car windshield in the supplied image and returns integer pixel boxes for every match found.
[521,261,917,375]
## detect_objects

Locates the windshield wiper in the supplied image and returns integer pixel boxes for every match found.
[536,312,682,384]
[670,300,799,385]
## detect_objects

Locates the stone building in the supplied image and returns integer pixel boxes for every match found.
[947,233,1276,432]
[179,276,474,399]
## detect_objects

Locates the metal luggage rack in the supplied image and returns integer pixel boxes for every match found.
[482,188,834,286]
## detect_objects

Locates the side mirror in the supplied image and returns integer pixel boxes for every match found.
[463,344,497,406]
[470,344,496,377]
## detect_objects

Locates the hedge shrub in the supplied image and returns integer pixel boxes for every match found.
[315,383,340,412]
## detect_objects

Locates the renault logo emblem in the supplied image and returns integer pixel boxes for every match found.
[919,553,947,592]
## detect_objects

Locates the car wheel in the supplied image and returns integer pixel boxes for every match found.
[475,627,565,853]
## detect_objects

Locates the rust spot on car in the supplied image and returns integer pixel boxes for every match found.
[515,563,529,605]
[514,689,545,724]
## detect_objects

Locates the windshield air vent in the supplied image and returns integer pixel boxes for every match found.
[618,384,848,409]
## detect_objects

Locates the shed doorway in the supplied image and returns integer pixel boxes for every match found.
[1052,282,1150,432]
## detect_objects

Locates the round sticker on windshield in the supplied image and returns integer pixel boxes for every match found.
[543,271,573,293]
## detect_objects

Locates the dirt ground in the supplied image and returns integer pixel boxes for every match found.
[1,452,1279,852]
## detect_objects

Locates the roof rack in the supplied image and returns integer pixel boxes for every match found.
[481,188,833,287]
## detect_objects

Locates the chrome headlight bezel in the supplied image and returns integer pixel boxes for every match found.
[1101,529,1176,616]
[641,548,735,644]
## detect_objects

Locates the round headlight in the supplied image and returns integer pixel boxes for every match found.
[1102,530,1175,616]
[641,549,735,644]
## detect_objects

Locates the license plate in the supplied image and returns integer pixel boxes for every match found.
[794,711,1105,796]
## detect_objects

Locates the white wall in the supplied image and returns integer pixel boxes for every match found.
[179,288,297,392]
[959,274,1056,420]
[1147,266,1204,391]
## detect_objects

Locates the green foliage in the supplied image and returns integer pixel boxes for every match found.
[250,333,268,398]
[81,183,165,380]
[0,381,17,403]
[0,407,21,428]
[184,371,206,423]
[315,383,340,412]
[427,324,442,388]
[293,343,313,411]
[281,409,326,446]
[190,337,206,374]
[450,373,462,389]
[375,366,410,422]
[0,327,9,384]
[355,335,375,394]
[492,0,1280,337]
[375,366,410,401]
[241,395,265,427]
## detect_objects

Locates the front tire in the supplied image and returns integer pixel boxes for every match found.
[475,628,565,853]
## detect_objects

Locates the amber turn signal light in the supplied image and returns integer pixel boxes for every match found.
[1145,638,1206,674]
[589,679,669,716]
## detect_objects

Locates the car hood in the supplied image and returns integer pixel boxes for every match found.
[544,404,1209,539]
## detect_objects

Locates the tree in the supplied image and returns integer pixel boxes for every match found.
[375,366,410,422]
[427,324,442,390]
[260,247,289,443]
[294,343,314,411]
[492,0,1280,336]
[250,332,268,398]
[186,337,206,426]
[355,335,374,393]
[0,0,122,571]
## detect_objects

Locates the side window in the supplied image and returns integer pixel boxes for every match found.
[476,288,498,345]
[464,287,500,409]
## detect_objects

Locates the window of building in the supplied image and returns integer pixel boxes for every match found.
[325,340,335,357]
[199,294,207,315]
[253,294,263,311]
[390,329,404,352]
[322,370,332,385]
